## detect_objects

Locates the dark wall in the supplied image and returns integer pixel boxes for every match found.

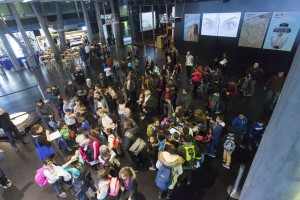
[174,0,300,73]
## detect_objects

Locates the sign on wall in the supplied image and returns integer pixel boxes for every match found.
[263,12,300,51]
[184,14,201,42]
[201,12,241,37]
[238,12,271,48]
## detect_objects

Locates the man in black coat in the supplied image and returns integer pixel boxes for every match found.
[0,108,29,152]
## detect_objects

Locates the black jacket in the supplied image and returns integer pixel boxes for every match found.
[0,113,15,132]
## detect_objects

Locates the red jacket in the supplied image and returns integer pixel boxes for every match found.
[192,71,202,83]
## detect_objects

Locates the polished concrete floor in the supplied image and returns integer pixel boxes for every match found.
[0,45,273,200]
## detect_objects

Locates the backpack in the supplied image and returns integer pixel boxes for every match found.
[108,177,120,196]
[184,145,196,162]
[146,124,155,137]
[224,136,236,151]
[35,167,50,187]
[155,165,172,190]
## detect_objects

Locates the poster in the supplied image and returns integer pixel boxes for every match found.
[184,14,201,42]
[238,12,271,48]
[263,12,300,51]
[201,12,241,37]
[140,12,157,32]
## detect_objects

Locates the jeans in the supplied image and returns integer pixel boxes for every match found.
[265,91,280,107]
[248,79,256,95]
[209,138,219,155]
[51,177,70,196]
[4,125,24,147]
[57,137,71,151]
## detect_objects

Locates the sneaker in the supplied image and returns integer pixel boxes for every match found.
[59,192,68,198]
[215,111,221,114]
[247,94,253,97]
[0,184,8,189]
[223,159,226,163]
[187,181,191,186]
[67,148,73,152]
[149,166,156,171]
[14,147,19,152]
[222,163,230,169]
[207,153,216,158]
[240,144,245,149]
[248,145,253,150]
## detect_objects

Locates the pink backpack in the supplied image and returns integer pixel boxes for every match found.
[35,167,49,187]
[108,177,120,197]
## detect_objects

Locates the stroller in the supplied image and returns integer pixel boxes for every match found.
[237,75,251,96]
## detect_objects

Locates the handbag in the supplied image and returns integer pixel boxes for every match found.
[129,138,146,156]
[35,138,54,160]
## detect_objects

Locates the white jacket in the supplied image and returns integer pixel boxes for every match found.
[44,164,71,184]
[101,114,115,130]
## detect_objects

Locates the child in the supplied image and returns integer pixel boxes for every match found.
[58,123,73,151]
[222,127,236,169]
[119,167,137,200]
[147,135,158,170]
[63,98,74,114]
[64,108,78,135]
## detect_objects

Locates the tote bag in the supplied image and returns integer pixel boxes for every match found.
[129,138,146,156]
[35,138,54,160]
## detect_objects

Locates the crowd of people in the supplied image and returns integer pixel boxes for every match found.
[0,43,286,200]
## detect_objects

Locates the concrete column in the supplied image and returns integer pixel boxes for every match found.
[0,31,22,71]
[8,3,38,68]
[0,18,29,55]
[31,2,60,60]
[110,0,124,46]
[56,2,66,52]
[94,1,105,44]
[80,0,93,43]
[240,43,300,200]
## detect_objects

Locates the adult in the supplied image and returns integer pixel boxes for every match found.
[125,75,137,108]
[79,45,88,67]
[0,108,29,152]
[141,90,155,121]
[36,99,55,129]
[64,79,77,99]
[264,71,285,110]
[96,108,115,130]
[207,115,225,158]
[72,66,86,89]
[245,62,264,96]
[185,51,194,82]
[145,56,154,72]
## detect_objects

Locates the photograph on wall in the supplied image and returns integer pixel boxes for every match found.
[184,14,201,42]
[140,12,157,32]
[238,12,271,48]
[201,13,241,37]
[263,12,300,51]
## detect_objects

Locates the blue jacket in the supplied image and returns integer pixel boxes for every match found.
[249,122,265,137]
[212,121,225,141]
[232,117,248,133]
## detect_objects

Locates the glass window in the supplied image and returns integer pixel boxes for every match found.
[15,3,33,16]
[0,4,11,17]
[119,5,128,17]
[41,2,56,14]
[61,2,77,12]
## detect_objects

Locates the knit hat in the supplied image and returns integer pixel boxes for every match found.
[99,145,110,158]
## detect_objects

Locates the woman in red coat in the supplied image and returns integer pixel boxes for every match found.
[191,69,203,97]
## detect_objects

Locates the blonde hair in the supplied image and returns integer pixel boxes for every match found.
[97,108,107,115]
[144,90,151,96]
[119,167,136,179]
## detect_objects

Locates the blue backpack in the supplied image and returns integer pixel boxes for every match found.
[155,165,172,190]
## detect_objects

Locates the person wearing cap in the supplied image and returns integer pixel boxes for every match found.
[264,71,285,111]
[0,108,29,152]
